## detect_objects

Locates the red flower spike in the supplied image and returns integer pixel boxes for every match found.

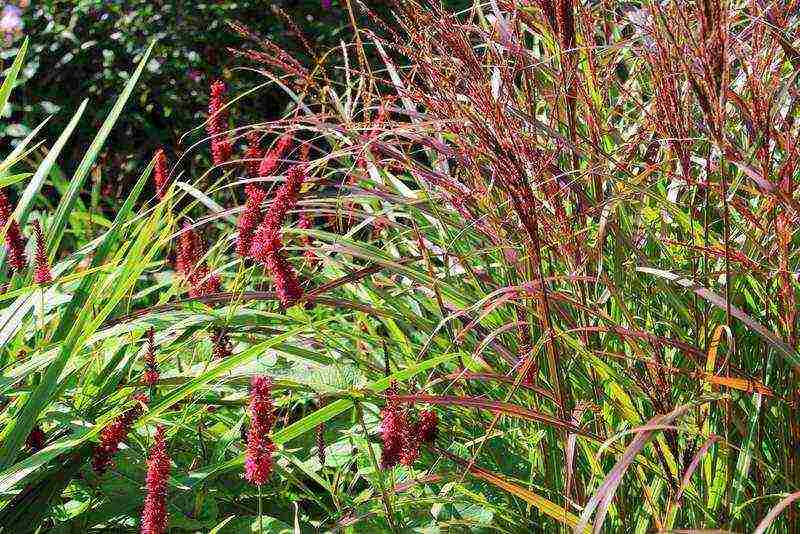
[143,327,159,386]
[92,398,146,474]
[244,132,263,177]
[176,222,199,278]
[207,80,232,166]
[264,248,303,307]
[244,375,276,486]
[26,425,46,451]
[250,165,306,261]
[416,410,438,443]
[236,186,266,258]
[188,267,220,298]
[153,149,169,199]
[0,189,27,272]
[176,223,220,297]
[378,397,407,469]
[32,220,52,284]
[140,426,171,534]
[249,166,307,307]
[258,133,293,177]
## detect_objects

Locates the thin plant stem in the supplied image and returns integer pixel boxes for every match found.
[356,402,400,534]
[258,483,263,534]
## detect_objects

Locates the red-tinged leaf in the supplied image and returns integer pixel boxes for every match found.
[754,491,800,534]
[676,435,720,502]
[576,403,693,533]
[433,372,557,401]
[637,267,800,368]
[389,394,587,435]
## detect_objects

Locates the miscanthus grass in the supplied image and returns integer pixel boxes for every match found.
[1,1,799,532]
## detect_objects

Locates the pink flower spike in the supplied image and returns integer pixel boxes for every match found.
[258,133,293,177]
[153,149,169,199]
[0,189,27,273]
[207,80,232,166]
[92,398,146,474]
[140,426,171,534]
[32,220,52,284]
[244,375,276,486]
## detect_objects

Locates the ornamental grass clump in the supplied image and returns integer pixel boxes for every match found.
[4,1,800,532]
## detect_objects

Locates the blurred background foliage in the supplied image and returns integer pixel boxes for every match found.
[1,0,431,197]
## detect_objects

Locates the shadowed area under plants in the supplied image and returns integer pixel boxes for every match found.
[0,0,799,532]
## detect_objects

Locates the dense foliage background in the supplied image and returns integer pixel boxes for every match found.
[4,0,428,193]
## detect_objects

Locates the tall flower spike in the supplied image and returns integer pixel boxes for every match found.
[176,223,220,297]
[92,395,147,474]
[250,165,307,261]
[153,149,169,199]
[236,185,266,258]
[258,133,293,177]
[250,166,307,307]
[32,220,51,284]
[143,327,159,386]
[244,132,263,177]
[416,410,438,443]
[140,426,171,534]
[244,375,276,486]
[207,80,232,166]
[176,222,199,278]
[0,189,27,272]
[378,395,407,469]
[264,249,303,308]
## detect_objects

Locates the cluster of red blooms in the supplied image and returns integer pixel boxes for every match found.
[250,166,306,307]
[244,375,276,486]
[143,327,159,386]
[140,426,171,534]
[236,185,267,258]
[153,149,169,199]
[92,394,147,474]
[236,134,296,260]
[378,391,438,469]
[244,132,263,176]
[258,133,293,177]
[176,222,220,298]
[207,80,232,166]
[0,188,27,273]
[31,220,52,284]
